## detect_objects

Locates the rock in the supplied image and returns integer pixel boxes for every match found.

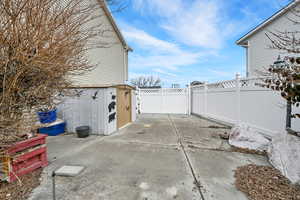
[219,132,229,140]
[268,133,300,184]
[229,124,270,151]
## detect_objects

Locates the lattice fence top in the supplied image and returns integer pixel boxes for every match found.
[139,88,187,95]
[207,80,236,89]
[139,89,161,94]
[191,77,267,90]
[139,77,267,94]
[240,77,264,87]
[164,88,187,93]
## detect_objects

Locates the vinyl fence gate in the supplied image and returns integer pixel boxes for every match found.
[138,88,189,114]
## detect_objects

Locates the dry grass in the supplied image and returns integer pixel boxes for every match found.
[0,169,42,200]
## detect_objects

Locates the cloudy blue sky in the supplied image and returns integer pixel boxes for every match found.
[112,0,292,87]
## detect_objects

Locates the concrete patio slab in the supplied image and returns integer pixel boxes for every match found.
[170,115,230,150]
[29,114,270,200]
[46,134,104,162]
[172,114,229,128]
[30,142,201,200]
[187,149,269,200]
[109,114,179,145]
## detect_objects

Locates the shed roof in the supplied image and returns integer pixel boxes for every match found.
[67,84,136,90]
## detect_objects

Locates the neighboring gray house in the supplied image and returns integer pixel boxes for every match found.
[236,0,300,77]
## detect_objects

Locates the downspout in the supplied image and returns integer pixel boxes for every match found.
[123,47,126,83]
[241,41,250,77]
[123,47,129,83]
[124,46,132,83]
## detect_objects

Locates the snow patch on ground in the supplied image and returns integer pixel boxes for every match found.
[268,133,300,184]
[229,124,270,151]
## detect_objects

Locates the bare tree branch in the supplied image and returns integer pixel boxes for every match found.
[0,0,124,145]
[131,76,162,88]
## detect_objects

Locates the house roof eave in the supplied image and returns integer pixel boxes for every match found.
[236,0,299,46]
[96,0,133,51]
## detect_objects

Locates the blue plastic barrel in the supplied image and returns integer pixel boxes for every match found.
[37,109,57,124]
[38,122,66,136]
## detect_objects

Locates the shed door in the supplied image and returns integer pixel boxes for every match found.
[117,88,132,128]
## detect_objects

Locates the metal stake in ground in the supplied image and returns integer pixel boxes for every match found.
[52,171,56,200]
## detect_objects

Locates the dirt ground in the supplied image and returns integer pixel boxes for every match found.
[235,164,300,200]
[0,169,42,200]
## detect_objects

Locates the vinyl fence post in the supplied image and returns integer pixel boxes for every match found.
[161,88,164,113]
[236,73,241,125]
[204,82,208,117]
[188,84,192,115]
[137,87,141,114]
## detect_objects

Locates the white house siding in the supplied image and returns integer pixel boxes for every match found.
[75,44,127,86]
[71,1,127,86]
[245,4,300,77]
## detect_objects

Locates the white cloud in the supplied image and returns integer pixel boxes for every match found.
[121,24,208,71]
[161,1,223,49]
[208,69,237,78]
[130,52,203,71]
[122,24,180,53]
[132,0,280,49]
[124,0,291,86]
[153,68,177,77]
[132,0,225,49]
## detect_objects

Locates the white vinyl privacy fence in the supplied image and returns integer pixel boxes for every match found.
[191,75,300,138]
[138,88,189,114]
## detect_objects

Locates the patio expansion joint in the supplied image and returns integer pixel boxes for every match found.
[168,115,206,200]
[103,139,180,149]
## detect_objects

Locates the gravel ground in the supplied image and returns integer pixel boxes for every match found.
[235,164,300,200]
[0,169,42,200]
